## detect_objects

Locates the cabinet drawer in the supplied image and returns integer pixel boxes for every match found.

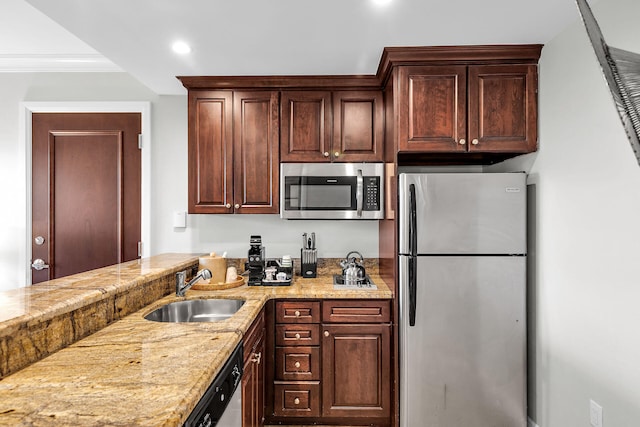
[276,301,320,323]
[276,346,320,381]
[276,324,320,346]
[273,381,321,417]
[322,300,391,323]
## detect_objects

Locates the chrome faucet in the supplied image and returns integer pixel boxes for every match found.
[176,269,212,296]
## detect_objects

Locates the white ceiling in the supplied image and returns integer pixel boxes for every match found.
[3,0,585,95]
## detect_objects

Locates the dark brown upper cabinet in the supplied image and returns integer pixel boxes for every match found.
[187,90,279,214]
[397,63,538,155]
[281,90,384,162]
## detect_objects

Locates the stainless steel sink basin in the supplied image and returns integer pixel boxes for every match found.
[144,299,245,323]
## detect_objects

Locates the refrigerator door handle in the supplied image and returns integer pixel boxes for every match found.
[408,256,417,326]
[409,184,417,256]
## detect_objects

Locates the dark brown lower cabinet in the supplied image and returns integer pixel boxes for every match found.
[266,299,392,426]
[243,308,265,427]
[322,323,391,418]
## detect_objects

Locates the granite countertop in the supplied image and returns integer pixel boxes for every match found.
[0,258,392,427]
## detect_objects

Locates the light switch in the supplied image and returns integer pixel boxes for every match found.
[173,211,187,228]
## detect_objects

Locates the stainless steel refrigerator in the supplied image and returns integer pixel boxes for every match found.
[398,172,527,427]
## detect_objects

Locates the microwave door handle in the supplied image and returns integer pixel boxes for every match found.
[356,169,363,217]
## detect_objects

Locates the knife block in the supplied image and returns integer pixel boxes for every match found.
[300,248,317,278]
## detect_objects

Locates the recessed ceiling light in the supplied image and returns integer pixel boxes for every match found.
[172,41,191,55]
[372,0,392,5]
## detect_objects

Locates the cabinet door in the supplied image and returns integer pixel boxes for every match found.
[281,91,332,162]
[332,91,384,162]
[233,91,280,213]
[243,310,265,427]
[188,90,234,213]
[398,66,467,152]
[468,64,537,153]
[321,324,391,418]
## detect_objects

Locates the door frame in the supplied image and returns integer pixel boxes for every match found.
[19,101,151,286]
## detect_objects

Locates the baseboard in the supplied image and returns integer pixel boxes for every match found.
[528,417,540,427]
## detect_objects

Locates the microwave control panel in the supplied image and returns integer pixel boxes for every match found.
[364,177,380,211]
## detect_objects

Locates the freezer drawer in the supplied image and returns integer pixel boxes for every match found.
[399,255,526,427]
[399,173,526,255]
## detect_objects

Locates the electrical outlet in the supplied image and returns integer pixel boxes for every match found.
[590,399,603,427]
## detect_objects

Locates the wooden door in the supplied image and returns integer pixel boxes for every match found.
[233,91,280,214]
[31,113,141,284]
[332,91,384,162]
[398,65,467,152]
[188,90,234,213]
[321,324,391,418]
[280,91,332,162]
[467,64,538,153]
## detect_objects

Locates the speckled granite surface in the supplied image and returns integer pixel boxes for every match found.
[0,254,201,379]
[0,254,392,427]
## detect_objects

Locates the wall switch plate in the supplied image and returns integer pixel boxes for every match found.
[173,211,187,228]
[590,399,603,427]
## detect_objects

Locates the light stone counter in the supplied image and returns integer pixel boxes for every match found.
[0,256,393,427]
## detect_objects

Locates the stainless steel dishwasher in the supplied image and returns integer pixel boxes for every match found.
[184,343,243,427]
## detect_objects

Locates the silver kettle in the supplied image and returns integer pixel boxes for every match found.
[340,251,366,284]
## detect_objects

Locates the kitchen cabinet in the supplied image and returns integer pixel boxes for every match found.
[397,64,537,154]
[321,300,391,418]
[267,299,392,425]
[272,300,322,418]
[281,90,384,162]
[187,90,279,214]
[243,307,265,427]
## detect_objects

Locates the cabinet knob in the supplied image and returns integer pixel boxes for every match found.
[323,152,330,157]
[458,138,466,145]
[294,310,301,317]
[251,352,262,364]
[324,331,330,337]
[234,204,240,209]
[294,361,301,368]
[334,152,340,157]
[295,333,301,340]
[225,203,231,209]
[471,138,479,145]
[294,397,300,405]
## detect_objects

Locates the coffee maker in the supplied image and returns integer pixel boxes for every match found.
[247,235,265,286]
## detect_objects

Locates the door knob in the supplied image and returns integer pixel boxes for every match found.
[31,259,49,270]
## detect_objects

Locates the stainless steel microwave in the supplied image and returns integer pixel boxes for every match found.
[280,163,384,220]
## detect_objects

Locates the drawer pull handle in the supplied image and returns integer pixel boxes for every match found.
[295,333,301,340]
[294,310,301,317]
[324,331,330,337]
[294,397,300,405]
[294,361,301,368]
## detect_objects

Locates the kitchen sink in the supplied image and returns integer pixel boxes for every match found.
[144,299,245,323]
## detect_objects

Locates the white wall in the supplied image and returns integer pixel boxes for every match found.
[490,0,640,425]
[0,73,378,290]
